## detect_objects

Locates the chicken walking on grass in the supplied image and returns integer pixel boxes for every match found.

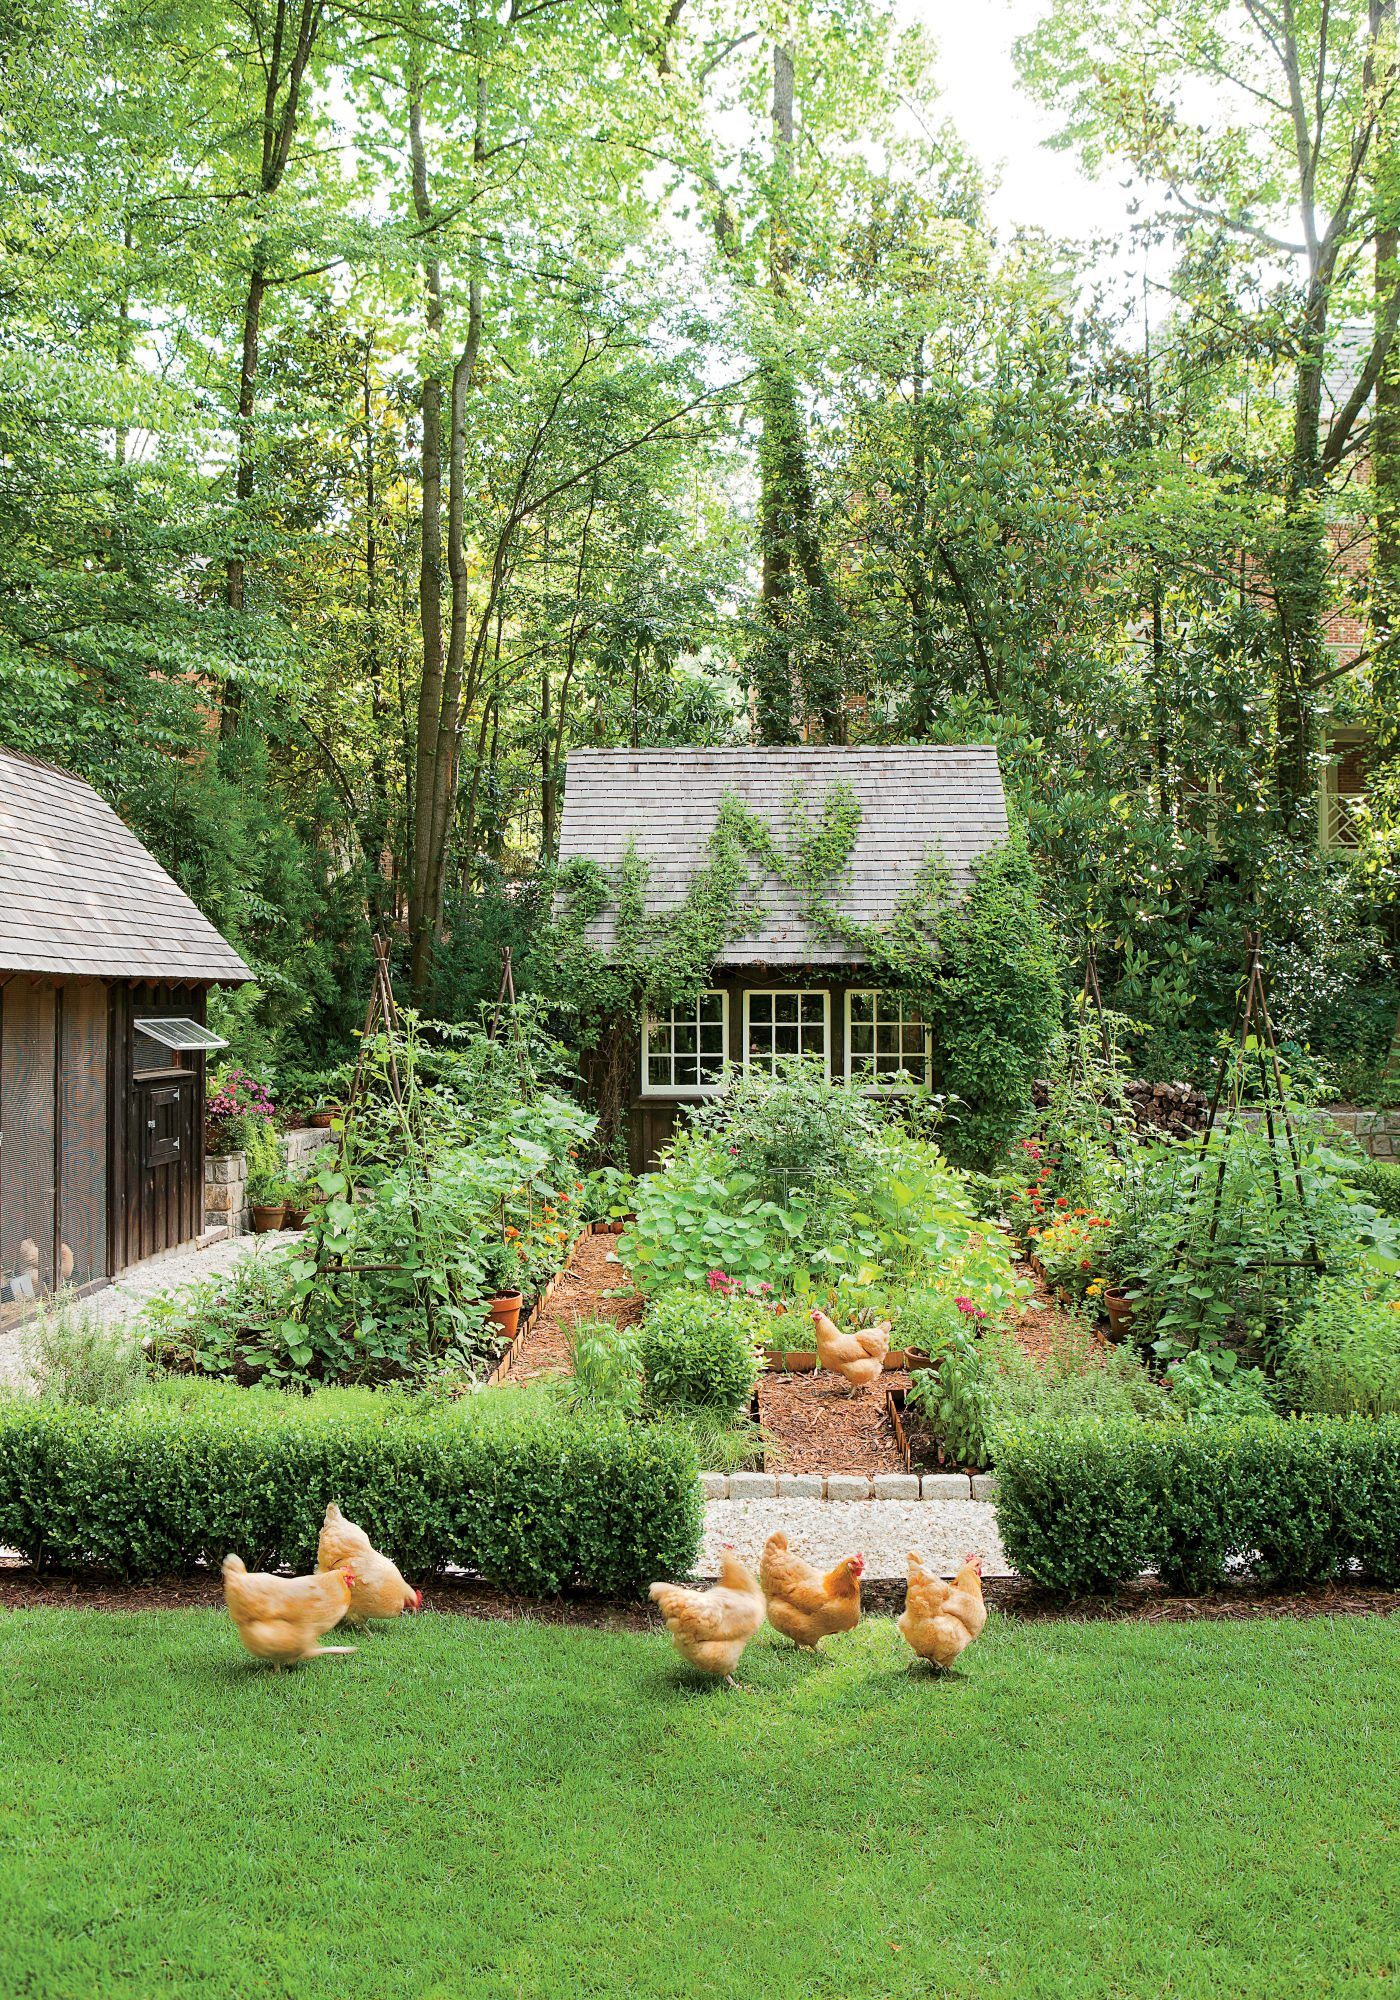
[759,1532,863,1650]
[317,1502,423,1626]
[649,1548,765,1682]
[222,1556,358,1667]
[897,1552,987,1671]
[810,1309,891,1393]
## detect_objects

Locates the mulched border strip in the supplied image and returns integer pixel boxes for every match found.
[3,1562,1395,1626]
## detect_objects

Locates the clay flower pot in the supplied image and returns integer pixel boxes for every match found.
[282,1205,309,1230]
[250,1203,286,1233]
[308,1110,338,1130]
[1104,1288,1136,1340]
[488,1292,524,1341]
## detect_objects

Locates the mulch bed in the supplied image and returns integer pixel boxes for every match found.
[3,1559,1395,1627]
[758,1369,909,1475]
[509,1230,643,1382]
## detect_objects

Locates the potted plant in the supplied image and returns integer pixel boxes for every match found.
[480,1238,526,1341]
[280,1174,312,1230]
[247,1171,286,1233]
[308,1105,340,1131]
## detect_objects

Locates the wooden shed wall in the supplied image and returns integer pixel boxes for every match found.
[110,982,207,1273]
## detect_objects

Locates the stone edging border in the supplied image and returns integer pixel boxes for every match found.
[701,1471,997,1502]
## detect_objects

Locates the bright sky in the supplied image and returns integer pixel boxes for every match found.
[908,0,1134,243]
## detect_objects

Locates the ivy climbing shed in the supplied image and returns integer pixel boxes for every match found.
[554,746,1011,1170]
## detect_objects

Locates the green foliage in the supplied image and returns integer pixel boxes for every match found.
[0,1390,700,1591]
[623,1070,1023,1313]
[1279,1272,1400,1418]
[637,1292,762,1416]
[1344,1157,1400,1220]
[905,1313,1169,1470]
[564,1318,643,1415]
[21,1305,146,1409]
[995,1416,1400,1593]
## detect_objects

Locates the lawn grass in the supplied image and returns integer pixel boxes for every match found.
[1,1606,1397,1999]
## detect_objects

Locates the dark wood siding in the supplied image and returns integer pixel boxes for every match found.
[0,977,58,1291]
[58,979,107,1286]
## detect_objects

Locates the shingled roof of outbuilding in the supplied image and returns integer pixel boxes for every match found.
[556,746,1009,966]
[0,748,251,983]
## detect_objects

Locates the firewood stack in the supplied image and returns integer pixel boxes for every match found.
[1029,1078,1209,1140]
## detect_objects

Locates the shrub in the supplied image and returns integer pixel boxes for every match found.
[0,1391,700,1592]
[996,1416,1400,1593]
[22,1304,146,1408]
[1279,1272,1400,1417]
[638,1292,762,1415]
[1345,1157,1400,1220]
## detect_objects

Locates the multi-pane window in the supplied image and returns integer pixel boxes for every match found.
[642,991,728,1095]
[845,990,931,1087]
[743,989,829,1075]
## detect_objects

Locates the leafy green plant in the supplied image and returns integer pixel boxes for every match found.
[638,1291,762,1415]
[0,1390,701,1592]
[565,1317,643,1413]
[1344,1157,1400,1220]
[1279,1272,1400,1416]
[22,1304,146,1408]
[1164,1350,1274,1420]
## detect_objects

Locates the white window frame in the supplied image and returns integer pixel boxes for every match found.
[844,989,932,1089]
[640,989,730,1098]
[742,988,831,1078]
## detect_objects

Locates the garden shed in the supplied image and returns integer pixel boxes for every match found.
[556,746,1009,1170]
[0,748,250,1305]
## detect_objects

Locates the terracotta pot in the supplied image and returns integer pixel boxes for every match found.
[309,1110,337,1130]
[1104,1289,1136,1341]
[250,1203,286,1233]
[283,1205,309,1230]
[488,1292,524,1341]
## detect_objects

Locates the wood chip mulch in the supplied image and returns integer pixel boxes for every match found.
[758,1369,909,1475]
[508,1230,642,1382]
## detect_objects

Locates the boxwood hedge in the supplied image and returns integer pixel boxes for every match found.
[995,1415,1400,1594]
[0,1393,701,1593]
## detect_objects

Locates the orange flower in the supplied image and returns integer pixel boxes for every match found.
[503,1226,519,1241]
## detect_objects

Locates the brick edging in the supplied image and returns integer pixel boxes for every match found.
[701,1471,997,1502]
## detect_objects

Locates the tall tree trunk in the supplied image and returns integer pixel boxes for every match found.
[409,66,487,998]
[221,0,323,741]
[1373,1,1400,752]
[1274,279,1330,833]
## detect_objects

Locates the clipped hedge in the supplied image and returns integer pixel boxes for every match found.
[995,1416,1400,1594]
[0,1394,701,1592]
[1348,1156,1400,1220]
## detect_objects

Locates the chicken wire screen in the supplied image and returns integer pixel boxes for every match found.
[642,991,728,1095]
[846,990,931,1085]
[744,989,829,1075]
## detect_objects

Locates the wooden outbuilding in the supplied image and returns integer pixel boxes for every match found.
[555,746,1009,1171]
[0,748,250,1305]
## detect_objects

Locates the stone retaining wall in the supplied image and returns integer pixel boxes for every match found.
[1323,1107,1400,1161]
[203,1126,336,1238]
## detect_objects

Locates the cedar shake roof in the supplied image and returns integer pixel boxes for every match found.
[556,746,1009,966]
[0,748,251,982]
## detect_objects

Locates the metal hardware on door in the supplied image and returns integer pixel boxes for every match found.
[148,1119,156,1130]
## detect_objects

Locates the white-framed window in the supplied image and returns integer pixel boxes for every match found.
[743,988,830,1076]
[845,990,931,1088]
[641,990,729,1096]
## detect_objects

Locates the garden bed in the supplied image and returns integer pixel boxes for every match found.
[757,1368,910,1475]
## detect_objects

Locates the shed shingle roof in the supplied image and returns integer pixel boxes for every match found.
[0,748,251,982]
[556,746,1009,966]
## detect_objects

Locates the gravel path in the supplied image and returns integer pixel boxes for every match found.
[0,1231,298,1388]
[699,1497,1008,1580]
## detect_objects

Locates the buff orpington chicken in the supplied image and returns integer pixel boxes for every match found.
[649,1548,765,1680]
[898,1551,987,1670]
[317,1502,423,1625]
[222,1555,357,1666]
[759,1532,863,1650]
[810,1308,891,1393]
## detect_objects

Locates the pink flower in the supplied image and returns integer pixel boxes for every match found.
[955,1296,987,1321]
[706,1269,735,1294]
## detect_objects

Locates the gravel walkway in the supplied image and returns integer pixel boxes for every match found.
[0,1231,298,1388]
[699,1497,1008,1581]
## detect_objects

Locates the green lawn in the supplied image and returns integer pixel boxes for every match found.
[1,1608,1397,1999]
